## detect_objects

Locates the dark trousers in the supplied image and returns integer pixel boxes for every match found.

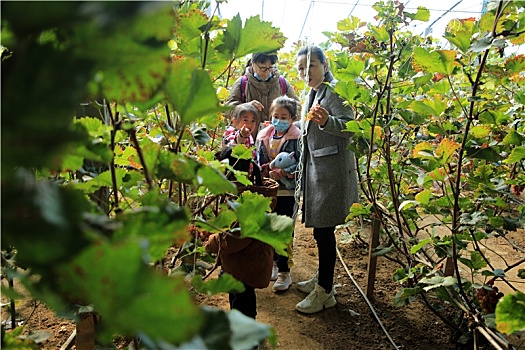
[313,226,336,292]
[273,196,296,272]
[229,283,257,319]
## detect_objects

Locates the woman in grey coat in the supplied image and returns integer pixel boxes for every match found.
[294,45,359,314]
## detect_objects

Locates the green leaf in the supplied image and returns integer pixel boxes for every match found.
[191,125,212,145]
[415,189,432,205]
[191,273,245,296]
[217,14,286,57]
[466,147,502,162]
[469,35,494,53]
[72,168,143,193]
[170,154,201,184]
[399,200,418,211]
[503,147,525,164]
[410,96,447,117]
[346,120,362,133]
[411,72,433,86]
[459,251,487,270]
[2,174,93,270]
[369,25,390,43]
[470,125,491,138]
[393,268,408,282]
[237,15,286,56]
[371,245,394,257]
[231,144,255,160]
[346,202,371,219]
[59,239,203,343]
[165,58,228,125]
[496,291,525,334]
[180,307,274,350]
[443,19,475,53]
[393,287,422,307]
[419,276,457,291]
[481,269,505,278]
[335,80,371,104]
[412,47,456,75]
[410,238,432,254]
[501,129,524,146]
[233,192,293,256]
[404,7,430,22]
[197,164,237,195]
[336,16,363,31]
[114,202,190,261]
[83,4,174,103]
[198,209,237,233]
[175,8,208,42]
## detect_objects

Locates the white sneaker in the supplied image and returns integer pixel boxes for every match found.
[270,262,278,281]
[272,272,292,291]
[295,284,337,314]
[297,272,318,293]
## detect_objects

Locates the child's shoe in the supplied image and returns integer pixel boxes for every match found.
[295,284,336,314]
[270,261,278,281]
[272,272,292,291]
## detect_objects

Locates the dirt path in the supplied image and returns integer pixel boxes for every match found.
[201,221,459,350]
[4,220,524,349]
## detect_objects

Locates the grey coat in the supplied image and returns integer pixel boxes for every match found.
[299,72,359,228]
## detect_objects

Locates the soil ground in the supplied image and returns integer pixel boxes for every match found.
[2,221,524,350]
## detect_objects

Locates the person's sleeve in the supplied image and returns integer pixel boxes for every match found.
[319,92,354,139]
[222,127,238,146]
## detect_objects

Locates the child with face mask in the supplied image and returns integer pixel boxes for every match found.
[226,52,299,139]
[255,96,301,292]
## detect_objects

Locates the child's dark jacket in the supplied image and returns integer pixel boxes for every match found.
[206,232,273,289]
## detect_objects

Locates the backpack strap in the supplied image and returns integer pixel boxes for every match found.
[279,76,287,95]
[241,75,248,103]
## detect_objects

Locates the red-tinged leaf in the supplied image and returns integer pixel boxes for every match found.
[470,125,492,138]
[435,138,460,164]
[413,142,433,158]
[412,47,457,75]
[175,8,209,41]
[427,167,447,182]
[504,54,525,73]
[496,291,525,334]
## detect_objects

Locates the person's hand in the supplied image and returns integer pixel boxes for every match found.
[269,168,286,181]
[307,104,329,127]
[238,124,251,140]
[250,100,264,111]
[261,163,270,178]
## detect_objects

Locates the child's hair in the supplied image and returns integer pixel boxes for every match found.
[233,103,259,122]
[269,96,301,121]
[297,45,327,64]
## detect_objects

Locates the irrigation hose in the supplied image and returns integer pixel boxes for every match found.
[336,245,401,350]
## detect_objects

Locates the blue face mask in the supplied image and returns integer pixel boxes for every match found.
[272,118,290,133]
[254,72,273,82]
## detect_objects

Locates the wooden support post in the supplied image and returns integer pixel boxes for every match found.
[366,213,381,301]
[76,312,97,350]
[444,257,455,276]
